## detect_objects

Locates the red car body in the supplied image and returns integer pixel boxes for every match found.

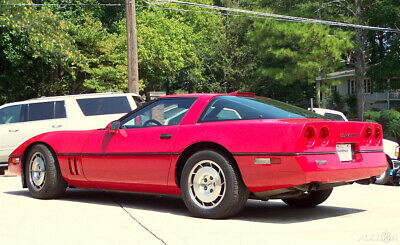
[8,93,387,197]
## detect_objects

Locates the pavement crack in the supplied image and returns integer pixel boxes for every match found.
[104,191,167,245]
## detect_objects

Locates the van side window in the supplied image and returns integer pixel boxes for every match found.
[55,101,66,119]
[77,96,131,116]
[28,102,54,121]
[0,105,23,124]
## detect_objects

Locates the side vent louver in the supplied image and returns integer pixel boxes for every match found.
[68,157,80,176]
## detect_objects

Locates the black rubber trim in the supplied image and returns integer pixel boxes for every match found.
[233,150,384,157]
[232,152,337,156]
[57,152,181,156]
[9,154,22,158]
[354,150,384,154]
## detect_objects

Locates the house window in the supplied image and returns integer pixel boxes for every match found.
[330,86,337,93]
[348,79,372,94]
[364,79,372,94]
[349,80,355,94]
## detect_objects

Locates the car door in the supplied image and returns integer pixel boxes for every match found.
[81,97,197,186]
[0,104,26,162]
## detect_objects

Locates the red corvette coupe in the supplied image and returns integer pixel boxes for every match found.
[8,92,386,218]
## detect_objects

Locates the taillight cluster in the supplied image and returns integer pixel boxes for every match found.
[363,126,382,145]
[305,126,330,147]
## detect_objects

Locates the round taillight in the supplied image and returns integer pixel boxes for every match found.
[375,127,381,139]
[305,127,316,139]
[319,127,330,139]
[364,127,373,138]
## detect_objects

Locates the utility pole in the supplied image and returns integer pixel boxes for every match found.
[126,0,139,94]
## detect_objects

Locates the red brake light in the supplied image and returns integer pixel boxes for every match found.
[319,127,330,139]
[374,127,381,139]
[305,127,316,139]
[229,91,256,97]
[364,127,373,138]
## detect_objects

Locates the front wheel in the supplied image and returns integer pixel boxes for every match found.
[282,188,333,208]
[25,144,67,199]
[180,150,249,218]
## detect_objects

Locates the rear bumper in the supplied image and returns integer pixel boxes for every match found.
[235,152,387,193]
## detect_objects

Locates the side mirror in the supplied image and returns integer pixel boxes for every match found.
[106,120,120,134]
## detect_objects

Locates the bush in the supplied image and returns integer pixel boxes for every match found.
[364,109,400,142]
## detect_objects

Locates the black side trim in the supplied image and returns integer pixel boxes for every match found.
[9,154,22,158]
[57,152,181,156]
[355,150,384,154]
[232,152,337,156]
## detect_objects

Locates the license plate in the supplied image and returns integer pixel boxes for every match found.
[336,144,353,162]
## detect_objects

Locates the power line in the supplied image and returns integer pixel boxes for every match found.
[0,3,124,6]
[152,0,400,33]
[3,1,400,33]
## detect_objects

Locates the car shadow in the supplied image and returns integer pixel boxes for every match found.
[4,189,365,224]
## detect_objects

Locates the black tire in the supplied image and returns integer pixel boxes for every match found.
[375,157,392,185]
[282,188,333,208]
[0,169,5,175]
[25,144,67,199]
[180,150,249,219]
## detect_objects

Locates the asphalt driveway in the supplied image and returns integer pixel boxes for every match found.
[0,175,399,245]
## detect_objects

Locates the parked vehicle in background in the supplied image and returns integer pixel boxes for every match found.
[310,108,400,185]
[0,92,143,175]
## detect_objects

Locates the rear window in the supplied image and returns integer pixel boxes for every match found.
[77,96,131,116]
[199,96,322,122]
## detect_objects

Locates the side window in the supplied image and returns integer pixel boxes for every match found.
[77,96,132,116]
[55,101,66,119]
[0,105,23,125]
[28,102,54,121]
[121,98,196,129]
[200,97,247,122]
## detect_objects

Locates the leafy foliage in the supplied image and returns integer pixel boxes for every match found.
[365,110,400,142]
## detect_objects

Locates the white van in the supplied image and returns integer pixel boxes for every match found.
[0,92,143,174]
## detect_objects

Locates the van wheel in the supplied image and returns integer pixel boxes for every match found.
[180,150,249,218]
[375,157,392,185]
[25,144,67,199]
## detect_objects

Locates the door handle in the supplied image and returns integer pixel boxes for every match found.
[160,134,172,139]
[52,125,63,128]
[9,129,19,133]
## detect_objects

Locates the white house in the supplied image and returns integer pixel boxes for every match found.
[316,68,399,111]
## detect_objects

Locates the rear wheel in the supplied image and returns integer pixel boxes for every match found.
[180,150,249,218]
[282,188,333,208]
[25,144,67,199]
[0,169,5,175]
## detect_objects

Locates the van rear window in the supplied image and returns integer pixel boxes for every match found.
[77,96,131,116]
